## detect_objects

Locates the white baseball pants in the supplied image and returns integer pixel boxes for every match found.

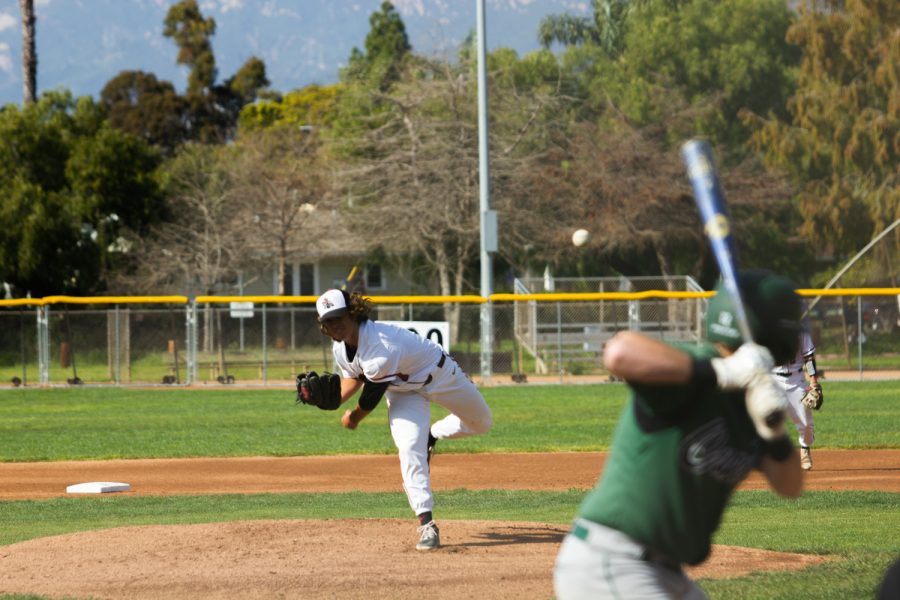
[385,355,492,516]
[774,372,815,448]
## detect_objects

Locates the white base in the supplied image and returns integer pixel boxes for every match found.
[66,481,131,494]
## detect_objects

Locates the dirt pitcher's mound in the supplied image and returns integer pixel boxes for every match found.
[0,519,827,600]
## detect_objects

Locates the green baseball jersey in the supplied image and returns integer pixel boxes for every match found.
[577,342,764,566]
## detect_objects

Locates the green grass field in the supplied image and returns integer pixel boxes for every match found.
[1,381,898,599]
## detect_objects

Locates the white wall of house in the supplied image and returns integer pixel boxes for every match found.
[234,258,413,297]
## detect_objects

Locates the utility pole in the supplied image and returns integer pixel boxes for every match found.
[476,0,497,384]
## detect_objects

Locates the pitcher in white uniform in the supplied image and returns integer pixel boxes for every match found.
[772,328,820,470]
[315,289,493,551]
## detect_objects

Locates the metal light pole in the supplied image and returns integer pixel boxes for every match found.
[476,0,497,383]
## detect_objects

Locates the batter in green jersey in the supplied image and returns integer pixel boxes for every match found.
[554,270,806,600]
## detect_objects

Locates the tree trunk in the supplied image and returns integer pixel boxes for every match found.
[203,304,214,354]
[276,244,287,349]
[450,253,466,348]
[654,240,679,325]
[436,248,459,345]
[19,0,36,104]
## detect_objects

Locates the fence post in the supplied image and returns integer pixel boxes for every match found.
[18,310,28,386]
[480,301,493,384]
[37,305,49,385]
[628,299,640,331]
[857,296,863,380]
[696,297,704,340]
[262,303,268,385]
[290,307,296,351]
[556,301,563,383]
[186,301,198,384]
[114,305,121,384]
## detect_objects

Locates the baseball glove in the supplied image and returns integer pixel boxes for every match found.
[295,371,342,411]
[801,382,824,411]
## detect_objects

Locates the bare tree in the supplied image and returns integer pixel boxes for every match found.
[334,67,478,338]
[19,0,36,104]
[232,129,341,297]
[506,120,797,282]
[334,56,568,339]
[120,144,245,352]
[230,129,353,350]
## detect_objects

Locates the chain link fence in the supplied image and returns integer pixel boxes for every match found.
[1,290,898,387]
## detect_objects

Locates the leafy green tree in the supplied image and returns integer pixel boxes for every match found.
[557,0,798,148]
[538,0,655,57]
[0,91,164,295]
[626,0,798,144]
[163,0,217,95]
[0,180,100,296]
[67,126,164,235]
[238,84,341,132]
[100,70,189,153]
[157,0,269,144]
[0,95,70,192]
[745,0,899,272]
[225,56,269,104]
[343,1,411,90]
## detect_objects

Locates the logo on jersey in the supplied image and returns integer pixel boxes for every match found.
[686,442,706,467]
[678,418,757,484]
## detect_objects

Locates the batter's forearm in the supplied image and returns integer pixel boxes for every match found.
[603,331,693,384]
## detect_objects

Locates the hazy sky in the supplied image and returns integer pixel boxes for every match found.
[0,0,589,106]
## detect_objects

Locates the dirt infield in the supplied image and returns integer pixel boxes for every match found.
[1,449,897,500]
[1,450,896,599]
[0,520,829,600]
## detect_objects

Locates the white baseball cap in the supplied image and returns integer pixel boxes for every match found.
[316,289,348,320]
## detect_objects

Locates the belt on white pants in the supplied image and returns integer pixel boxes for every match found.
[570,518,682,572]
[422,353,447,386]
[775,369,803,377]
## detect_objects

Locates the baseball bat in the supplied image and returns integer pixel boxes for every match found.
[681,140,752,341]
[682,140,784,428]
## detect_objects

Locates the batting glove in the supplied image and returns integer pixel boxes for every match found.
[711,342,775,390]
[744,371,790,440]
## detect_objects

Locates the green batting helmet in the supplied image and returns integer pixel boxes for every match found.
[705,269,802,365]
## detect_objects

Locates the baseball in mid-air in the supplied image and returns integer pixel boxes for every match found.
[572,228,590,247]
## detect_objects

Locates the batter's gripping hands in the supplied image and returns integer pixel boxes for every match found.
[802,383,824,411]
[295,371,342,411]
[744,372,790,440]
[710,342,775,389]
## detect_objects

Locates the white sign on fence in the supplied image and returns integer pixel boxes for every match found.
[380,321,450,351]
[229,301,254,319]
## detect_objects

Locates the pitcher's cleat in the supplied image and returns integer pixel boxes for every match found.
[416,520,440,551]
[800,447,813,471]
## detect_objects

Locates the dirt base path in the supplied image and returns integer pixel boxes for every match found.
[1,449,897,500]
[1,450,895,600]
